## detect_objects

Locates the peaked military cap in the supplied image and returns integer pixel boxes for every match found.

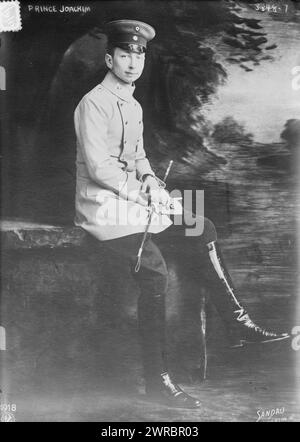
[104,19,156,51]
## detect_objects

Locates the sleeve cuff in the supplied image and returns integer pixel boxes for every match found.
[140,174,166,189]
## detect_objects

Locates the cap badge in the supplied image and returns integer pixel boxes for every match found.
[135,26,140,31]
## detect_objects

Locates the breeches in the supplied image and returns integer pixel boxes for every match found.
[103,214,217,298]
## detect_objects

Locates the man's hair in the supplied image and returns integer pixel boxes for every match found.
[106,43,117,56]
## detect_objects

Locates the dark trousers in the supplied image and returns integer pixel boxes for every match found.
[103,213,217,384]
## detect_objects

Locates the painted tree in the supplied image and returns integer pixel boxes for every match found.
[5,0,299,220]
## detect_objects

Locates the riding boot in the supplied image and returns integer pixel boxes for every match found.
[137,289,167,383]
[204,241,289,347]
[145,371,201,409]
[137,289,201,408]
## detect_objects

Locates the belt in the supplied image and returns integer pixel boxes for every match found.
[122,160,136,173]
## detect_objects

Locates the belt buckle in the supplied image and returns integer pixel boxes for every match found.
[124,161,135,173]
[126,165,135,172]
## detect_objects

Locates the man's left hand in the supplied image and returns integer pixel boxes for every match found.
[141,175,171,208]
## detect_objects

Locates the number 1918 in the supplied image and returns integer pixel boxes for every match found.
[0,403,16,412]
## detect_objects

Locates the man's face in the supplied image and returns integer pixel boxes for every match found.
[106,47,145,84]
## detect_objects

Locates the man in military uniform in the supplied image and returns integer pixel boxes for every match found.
[74,20,289,409]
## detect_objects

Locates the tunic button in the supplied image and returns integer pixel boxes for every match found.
[124,140,127,144]
[139,121,141,124]
[125,121,128,125]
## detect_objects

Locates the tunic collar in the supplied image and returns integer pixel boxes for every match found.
[101,71,135,103]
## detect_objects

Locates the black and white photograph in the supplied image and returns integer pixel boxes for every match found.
[0,0,300,424]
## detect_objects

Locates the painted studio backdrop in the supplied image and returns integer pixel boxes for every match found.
[1,0,300,422]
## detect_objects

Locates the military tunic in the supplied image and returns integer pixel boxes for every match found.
[74,71,172,240]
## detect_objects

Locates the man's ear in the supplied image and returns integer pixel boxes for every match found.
[105,53,113,69]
